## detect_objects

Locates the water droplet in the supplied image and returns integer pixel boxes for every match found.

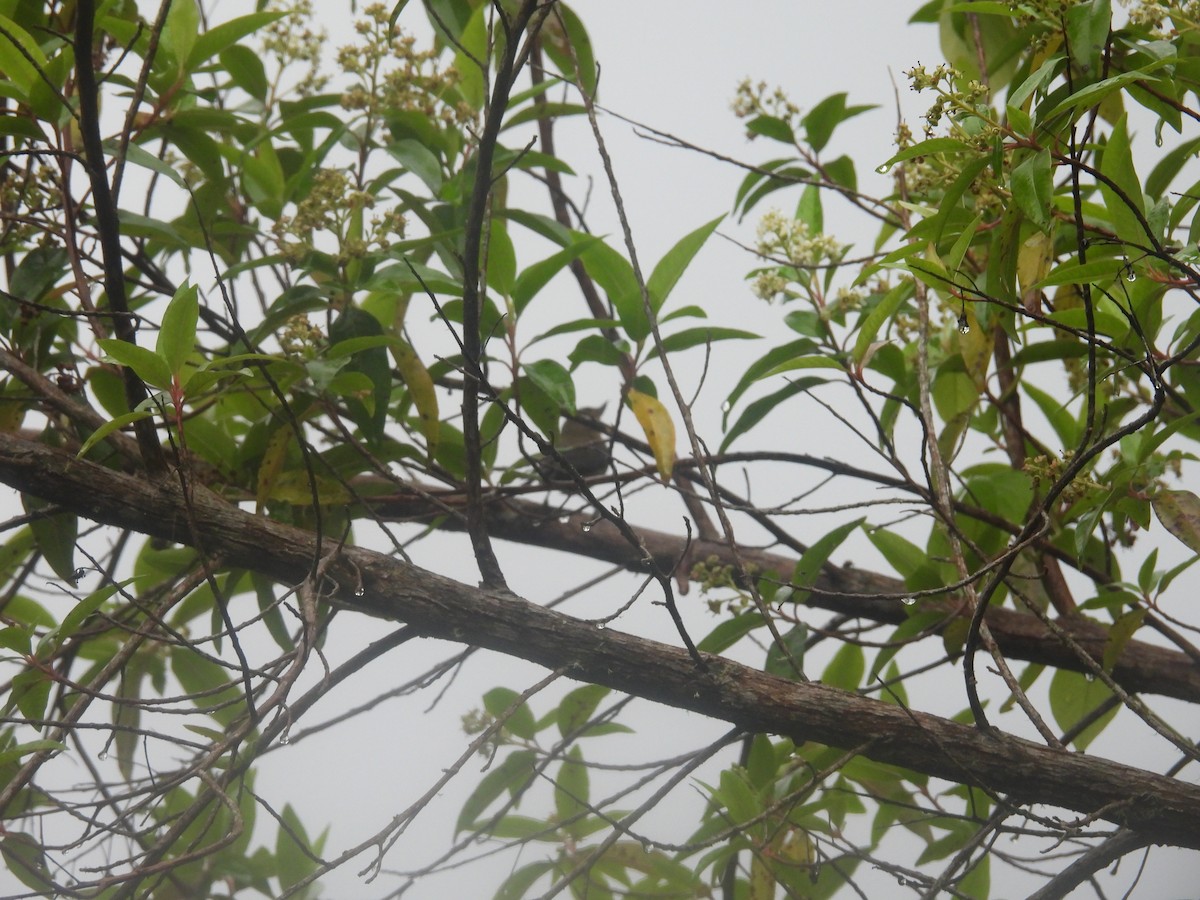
[98,750,108,761]
[1085,672,1095,683]
[721,401,732,414]
[1126,268,1136,282]
[876,163,891,174]
[901,596,917,606]
[559,515,570,524]
[957,316,970,334]
[280,727,291,745]
[354,586,365,597]
[641,841,651,853]
[596,622,607,630]
[581,522,592,533]
[1155,132,1164,148]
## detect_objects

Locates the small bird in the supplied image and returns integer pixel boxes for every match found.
[536,405,610,481]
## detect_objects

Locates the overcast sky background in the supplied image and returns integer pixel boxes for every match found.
[279,2,1197,898]
[4,1,1195,898]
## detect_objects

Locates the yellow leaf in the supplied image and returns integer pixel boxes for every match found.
[1017,229,1054,315]
[266,471,351,506]
[390,337,439,456]
[1153,489,1200,555]
[255,423,293,513]
[955,311,991,389]
[0,380,26,433]
[627,389,675,480]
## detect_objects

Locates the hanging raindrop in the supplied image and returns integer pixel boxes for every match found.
[957,315,970,334]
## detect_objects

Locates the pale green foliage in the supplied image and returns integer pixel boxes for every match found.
[0,0,1198,898]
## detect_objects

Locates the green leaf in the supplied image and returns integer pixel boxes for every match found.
[276,803,318,891]
[456,749,536,833]
[1104,608,1146,673]
[1023,382,1079,448]
[877,137,973,174]
[161,0,201,76]
[745,114,795,143]
[759,355,845,379]
[725,338,819,408]
[556,684,609,737]
[580,239,646,341]
[483,687,537,740]
[647,215,723,312]
[1066,0,1111,81]
[522,359,575,414]
[0,739,63,768]
[654,326,759,355]
[511,237,598,314]
[719,377,822,452]
[23,495,77,584]
[0,15,47,101]
[764,624,807,681]
[485,220,517,296]
[157,284,199,377]
[1,833,54,894]
[51,580,135,647]
[697,612,764,654]
[821,643,865,691]
[542,4,597,96]
[1048,669,1116,750]
[866,527,944,592]
[98,339,173,390]
[188,11,285,69]
[1043,66,1172,120]
[554,745,589,833]
[852,281,911,365]
[791,519,864,601]
[1098,114,1147,249]
[170,648,245,727]
[1010,149,1053,232]
[113,139,188,190]
[496,861,555,900]
[329,307,391,442]
[803,92,876,153]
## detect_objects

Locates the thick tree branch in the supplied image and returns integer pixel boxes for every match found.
[1,432,1198,849]
[373,489,1200,705]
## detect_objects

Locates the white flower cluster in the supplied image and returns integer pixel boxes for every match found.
[755,210,845,269]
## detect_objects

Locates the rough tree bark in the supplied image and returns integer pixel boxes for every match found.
[2,432,1197,850]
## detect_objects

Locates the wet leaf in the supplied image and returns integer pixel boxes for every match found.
[626,388,675,479]
[1153,489,1200,555]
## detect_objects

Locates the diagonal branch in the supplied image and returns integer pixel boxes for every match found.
[1,431,1198,849]
[372,488,1200,705]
